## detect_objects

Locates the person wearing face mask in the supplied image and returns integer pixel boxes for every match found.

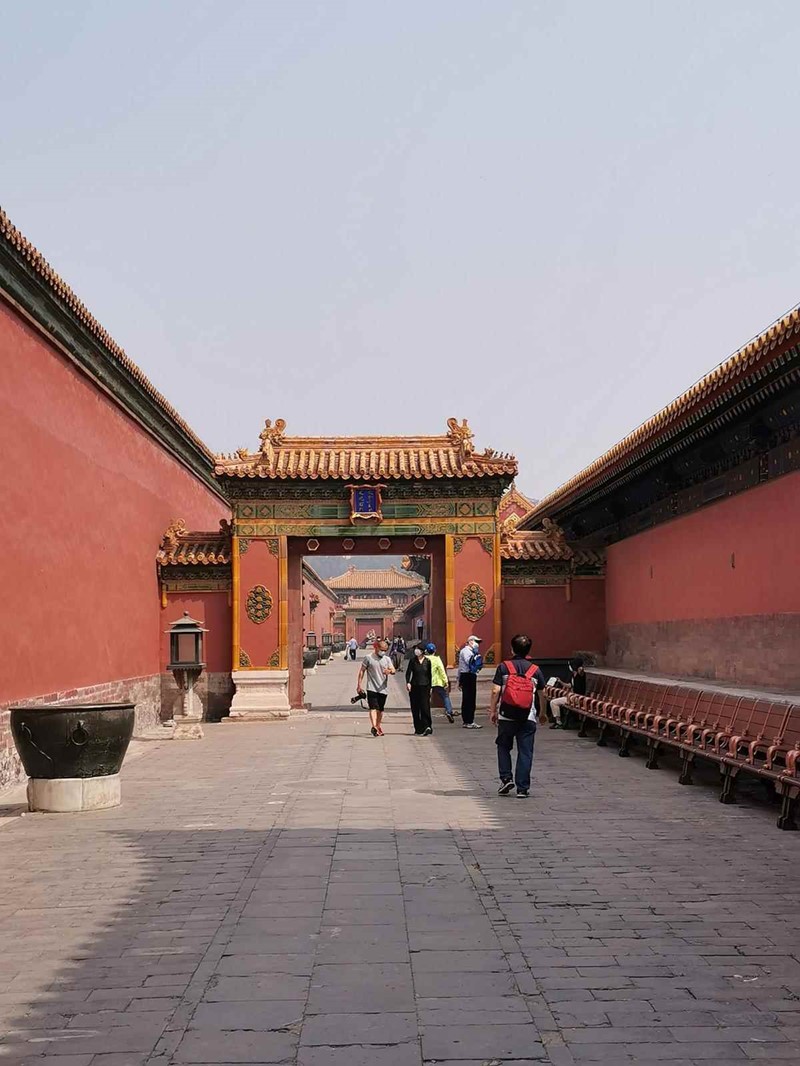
[406,643,433,736]
[457,635,483,729]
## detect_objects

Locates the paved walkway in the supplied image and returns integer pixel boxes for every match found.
[1,659,799,1065]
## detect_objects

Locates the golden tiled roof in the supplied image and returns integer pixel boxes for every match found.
[500,530,603,567]
[214,418,517,481]
[0,208,214,462]
[157,520,231,566]
[344,598,397,610]
[327,566,427,590]
[526,304,800,521]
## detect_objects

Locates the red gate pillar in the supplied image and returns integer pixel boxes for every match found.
[446,533,501,668]
[227,534,291,720]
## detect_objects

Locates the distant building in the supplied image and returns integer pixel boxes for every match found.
[324,565,428,644]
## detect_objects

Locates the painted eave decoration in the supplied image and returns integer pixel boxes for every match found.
[214,418,518,481]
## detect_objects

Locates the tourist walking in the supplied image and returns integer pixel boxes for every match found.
[425,642,454,723]
[406,644,433,736]
[489,634,546,798]
[549,657,586,728]
[347,637,358,661]
[457,635,483,728]
[357,638,396,736]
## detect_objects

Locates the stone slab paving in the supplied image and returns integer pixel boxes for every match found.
[0,658,798,1066]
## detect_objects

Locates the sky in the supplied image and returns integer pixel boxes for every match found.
[3,1,799,500]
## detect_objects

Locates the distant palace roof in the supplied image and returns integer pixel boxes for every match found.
[327,566,427,590]
[345,597,398,611]
[214,418,517,481]
[525,304,800,524]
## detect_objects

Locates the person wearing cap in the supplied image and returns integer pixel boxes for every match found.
[425,642,454,723]
[457,635,483,729]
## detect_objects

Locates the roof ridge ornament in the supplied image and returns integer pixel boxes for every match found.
[258,418,287,465]
[541,517,568,548]
[446,417,474,459]
[161,518,188,551]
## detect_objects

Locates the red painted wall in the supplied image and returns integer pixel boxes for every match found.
[301,574,339,645]
[502,580,606,659]
[0,300,229,703]
[606,473,800,624]
[452,537,497,663]
[160,594,232,674]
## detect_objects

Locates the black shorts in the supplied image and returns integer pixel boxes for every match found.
[366,691,387,711]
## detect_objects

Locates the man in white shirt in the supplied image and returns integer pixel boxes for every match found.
[357,639,396,737]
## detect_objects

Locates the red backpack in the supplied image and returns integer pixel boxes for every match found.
[501,660,538,716]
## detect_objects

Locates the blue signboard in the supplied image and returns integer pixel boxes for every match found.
[354,488,378,515]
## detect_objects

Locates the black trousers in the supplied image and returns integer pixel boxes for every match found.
[459,672,477,724]
[409,685,432,734]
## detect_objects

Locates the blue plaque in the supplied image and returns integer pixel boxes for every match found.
[347,484,386,524]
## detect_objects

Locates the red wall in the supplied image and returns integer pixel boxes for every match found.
[502,580,606,659]
[302,577,339,645]
[606,473,800,624]
[160,594,232,674]
[0,300,230,703]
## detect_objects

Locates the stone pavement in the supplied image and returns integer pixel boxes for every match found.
[0,659,799,1066]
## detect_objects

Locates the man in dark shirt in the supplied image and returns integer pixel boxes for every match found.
[488,634,546,798]
[549,657,586,728]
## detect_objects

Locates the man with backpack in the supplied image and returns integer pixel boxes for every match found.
[489,634,546,798]
[457,635,483,728]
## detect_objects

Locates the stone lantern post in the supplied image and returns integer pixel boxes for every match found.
[167,612,207,740]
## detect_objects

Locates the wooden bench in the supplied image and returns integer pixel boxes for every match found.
[564,672,800,830]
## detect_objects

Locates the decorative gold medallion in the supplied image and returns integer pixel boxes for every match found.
[342,537,355,551]
[306,538,320,552]
[239,648,252,667]
[460,582,487,622]
[246,585,273,624]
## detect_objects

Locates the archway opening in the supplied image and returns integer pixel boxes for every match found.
[287,536,445,711]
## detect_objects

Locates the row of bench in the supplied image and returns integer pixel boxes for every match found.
[542,673,800,830]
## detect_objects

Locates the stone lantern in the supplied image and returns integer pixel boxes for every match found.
[167,612,207,739]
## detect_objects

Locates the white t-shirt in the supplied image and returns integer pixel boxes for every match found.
[361,653,393,693]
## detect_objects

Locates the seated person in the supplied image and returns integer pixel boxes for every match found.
[549,658,586,728]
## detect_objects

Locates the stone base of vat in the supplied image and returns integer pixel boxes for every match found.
[27,773,121,813]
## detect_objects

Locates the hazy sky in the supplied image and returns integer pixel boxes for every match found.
[3,2,798,500]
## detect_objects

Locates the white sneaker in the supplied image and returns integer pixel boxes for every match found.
[464,723,483,729]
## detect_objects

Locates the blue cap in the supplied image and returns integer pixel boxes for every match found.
[425,642,436,653]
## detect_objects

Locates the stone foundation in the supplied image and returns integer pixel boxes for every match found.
[0,674,161,793]
[606,613,800,691]
[226,670,291,721]
[27,773,121,813]
[160,671,234,724]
